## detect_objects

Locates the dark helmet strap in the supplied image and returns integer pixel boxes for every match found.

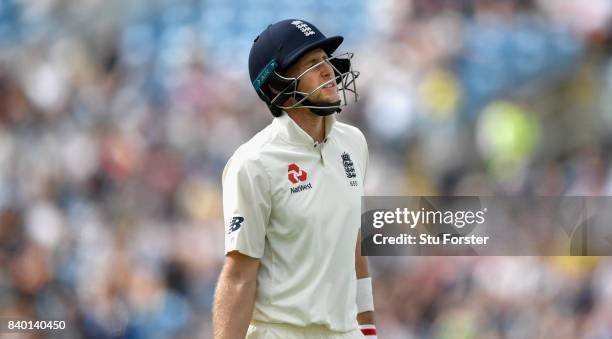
[306,100,342,116]
[293,93,341,116]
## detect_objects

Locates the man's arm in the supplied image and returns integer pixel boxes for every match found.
[213,251,260,339]
[355,231,376,326]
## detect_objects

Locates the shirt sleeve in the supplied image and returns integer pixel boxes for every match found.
[359,130,369,187]
[222,155,271,258]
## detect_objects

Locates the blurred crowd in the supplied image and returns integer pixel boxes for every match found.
[0,0,612,338]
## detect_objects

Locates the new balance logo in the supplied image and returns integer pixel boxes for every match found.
[288,163,308,184]
[228,216,244,234]
[291,20,315,36]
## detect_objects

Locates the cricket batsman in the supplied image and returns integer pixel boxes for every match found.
[213,19,376,339]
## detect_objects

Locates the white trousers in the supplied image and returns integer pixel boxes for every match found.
[246,321,364,339]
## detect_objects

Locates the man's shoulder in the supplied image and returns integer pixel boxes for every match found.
[333,120,366,144]
[226,123,276,173]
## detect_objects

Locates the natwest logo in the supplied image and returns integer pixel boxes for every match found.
[288,163,308,184]
[287,163,312,194]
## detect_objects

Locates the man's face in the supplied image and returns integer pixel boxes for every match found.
[285,48,339,104]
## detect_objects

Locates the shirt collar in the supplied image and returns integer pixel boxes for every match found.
[274,112,336,147]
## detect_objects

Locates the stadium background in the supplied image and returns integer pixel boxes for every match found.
[1,0,612,337]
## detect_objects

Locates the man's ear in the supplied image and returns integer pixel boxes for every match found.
[263,69,305,108]
[267,72,294,94]
[266,83,294,107]
[267,83,279,95]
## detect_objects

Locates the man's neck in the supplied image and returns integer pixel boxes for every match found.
[286,108,326,143]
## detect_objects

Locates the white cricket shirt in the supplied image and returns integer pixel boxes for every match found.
[222,112,368,332]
